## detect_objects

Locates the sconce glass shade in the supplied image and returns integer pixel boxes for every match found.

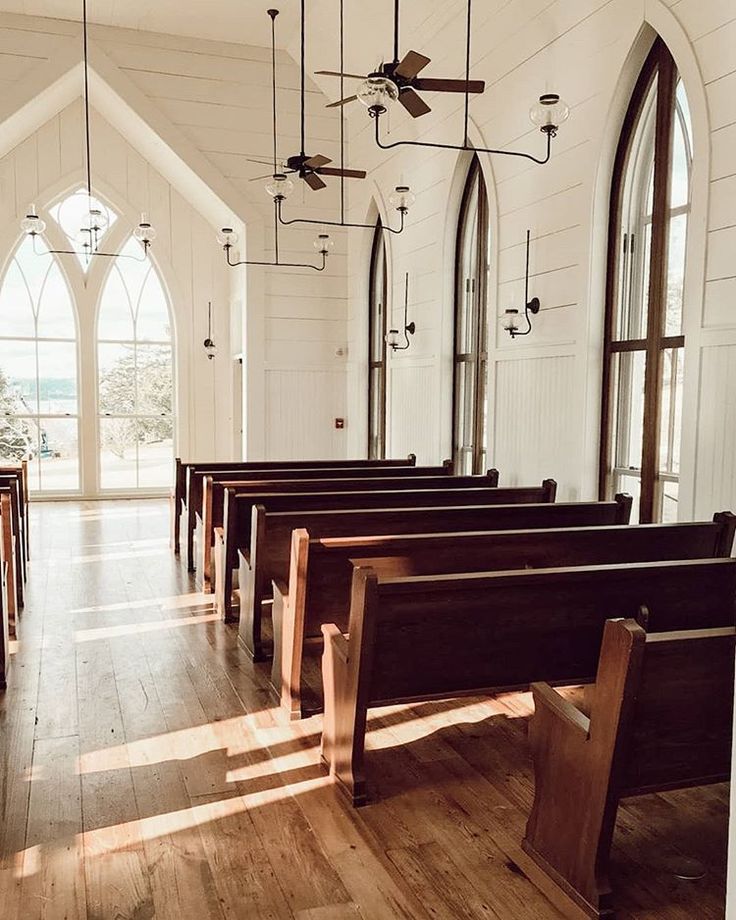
[385,328,400,348]
[88,206,109,233]
[21,205,46,236]
[529,93,570,132]
[503,308,520,334]
[314,233,334,254]
[389,185,415,211]
[134,213,157,245]
[217,227,239,247]
[357,74,399,112]
[265,173,294,199]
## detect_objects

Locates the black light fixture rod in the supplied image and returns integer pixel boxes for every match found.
[268,9,279,174]
[276,197,406,234]
[339,0,345,224]
[373,115,553,164]
[31,234,147,261]
[393,0,400,63]
[300,0,306,156]
[524,228,531,306]
[463,0,472,148]
[83,0,92,198]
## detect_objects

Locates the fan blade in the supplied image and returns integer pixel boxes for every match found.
[315,70,367,79]
[413,78,485,94]
[303,154,332,169]
[394,50,431,80]
[315,166,367,179]
[326,95,359,109]
[399,87,431,118]
[304,172,327,191]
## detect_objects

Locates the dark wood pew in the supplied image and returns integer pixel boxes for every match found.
[0,478,24,610]
[235,494,629,661]
[320,556,736,806]
[181,457,449,568]
[523,617,734,918]
[0,461,28,559]
[0,490,13,685]
[200,470,501,591]
[224,480,557,638]
[0,486,20,629]
[274,513,736,718]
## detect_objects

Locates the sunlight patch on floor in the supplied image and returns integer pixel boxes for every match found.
[74,612,219,643]
[70,593,213,615]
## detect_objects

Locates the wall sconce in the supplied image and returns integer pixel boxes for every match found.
[386,273,415,351]
[503,230,540,338]
[204,301,217,360]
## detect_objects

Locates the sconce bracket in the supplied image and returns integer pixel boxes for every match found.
[527,297,540,315]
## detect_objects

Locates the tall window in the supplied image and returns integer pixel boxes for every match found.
[0,237,79,492]
[368,220,387,459]
[97,238,174,490]
[600,39,692,523]
[453,156,490,475]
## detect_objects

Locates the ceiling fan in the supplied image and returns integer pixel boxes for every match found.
[316,0,485,118]
[250,5,366,192]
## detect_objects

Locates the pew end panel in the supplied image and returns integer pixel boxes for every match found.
[271,529,311,719]
[0,558,8,689]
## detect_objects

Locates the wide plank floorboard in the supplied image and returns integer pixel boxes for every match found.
[0,499,728,920]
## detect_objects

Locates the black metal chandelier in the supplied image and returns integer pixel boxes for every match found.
[21,0,155,263]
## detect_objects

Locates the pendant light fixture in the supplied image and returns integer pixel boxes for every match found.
[217,9,331,272]
[503,231,540,338]
[327,0,569,166]
[386,273,415,351]
[21,0,155,262]
[257,2,413,236]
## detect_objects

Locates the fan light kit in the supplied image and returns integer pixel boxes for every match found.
[321,0,569,165]
[253,3,411,237]
[21,0,155,262]
[386,273,415,351]
[503,230,540,338]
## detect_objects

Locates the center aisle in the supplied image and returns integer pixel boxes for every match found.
[0,500,727,920]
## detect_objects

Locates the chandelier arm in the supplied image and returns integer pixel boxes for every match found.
[276,198,406,235]
[224,244,326,272]
[373,111,554,165]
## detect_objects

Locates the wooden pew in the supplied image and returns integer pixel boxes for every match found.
[0,556,8,689]
[236,494,629,661]
[0,478,24,611]
[523,617,734,918]
[0,462,28,559]
[0,470,27,571]
[224,480,557,642]
[320,556,736,806]
[172,455,419,552]
[200,470,501,591]
[274,513,736,718]
[181,457,449,569]
[0,489,19,633]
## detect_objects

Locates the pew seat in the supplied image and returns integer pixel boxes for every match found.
[320,557,736,806]
[523,618,734,918]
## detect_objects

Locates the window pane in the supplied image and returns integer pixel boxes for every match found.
[665,212,687,336]
[49,190,118,271]
[137,417,174,488]
[658,347,683,475]
[98,267,134,340]
[98,343,136,414]
[612,77,657,341]
[0,259,35,337]
[369,236,386,362]
[658,479,679,523]
[37,417,79,491]
[369,365,384,460]
[99,418,138,490]
[37,262,75,339]
[37,342,77,414]
[0,341,38,413]
[613,472,642,525]
[0,416,34,466]
[136,269,171,342]
[610,350,646,473]
[135,345,173,415]
[671,81,692,210]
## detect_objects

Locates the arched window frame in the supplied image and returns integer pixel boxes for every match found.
[600,37,691,523]
[452,155,490,475]
[367,219,388,459]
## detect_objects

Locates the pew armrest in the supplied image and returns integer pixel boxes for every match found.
[531,682,590,738]
[322,623,348,663]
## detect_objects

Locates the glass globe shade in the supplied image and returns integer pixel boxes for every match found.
[503,308,519,334]
[357,75,399,112]
[21,206,46,235]
[385,329,400,348]
[88,206,109,233]
[314,234,334,254]
[217,227,238,247]
[529,93,570,131]
[134,213,157,245]
[389,185,415,211]
[265,173,294,200]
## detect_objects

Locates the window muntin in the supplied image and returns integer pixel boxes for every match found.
[368,221,387,459]
[0,236,80,492]
[453,156,490,476]
[601,40,691,523]
[97,238,173,490]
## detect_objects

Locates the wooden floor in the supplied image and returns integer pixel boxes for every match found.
[0,500,728,920]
